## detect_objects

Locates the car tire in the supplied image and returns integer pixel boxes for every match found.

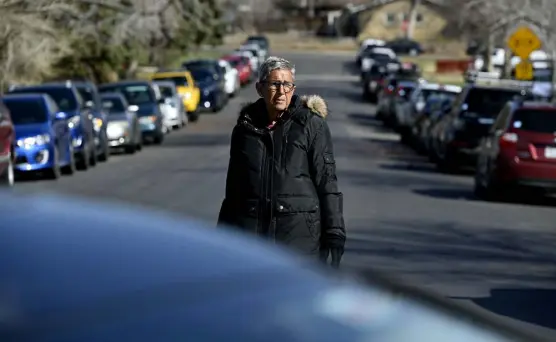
[188,111,199,122]
[153,133,164,145]
[125,144,136,154]
[89,139,97,167]
[76,148,90,171]
[98,134,110,162]
[0,156,15,187]
[61,146,76,175]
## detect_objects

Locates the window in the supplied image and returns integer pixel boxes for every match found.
[416,13,424,22]
[385,13,396,25]
[400,13,409,22]
[462,88,522,118]
[3,99,48,124]
[512,109,556,133]
[101,98,126,113]
[9,87,79,112]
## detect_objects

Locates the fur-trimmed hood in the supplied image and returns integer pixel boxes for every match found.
[239,94,328,120]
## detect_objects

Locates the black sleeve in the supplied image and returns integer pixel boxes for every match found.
[309,119,346,249]
[217,126,241,227]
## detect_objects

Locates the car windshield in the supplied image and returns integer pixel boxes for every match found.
[158,86,174,98]
[189,68,215,83]
[512,109,556,133]
[152,76,189,87]
[464,88,522,117]
[101,98,126,113]
[100,84,155,105]
[421,89,460,102]
[227,59,240,68]
[185,61,217,73]
[76,87,94,103]
[3,98,48,124]
[9,87,78,111]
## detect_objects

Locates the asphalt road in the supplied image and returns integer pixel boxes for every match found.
[14,51,556,339]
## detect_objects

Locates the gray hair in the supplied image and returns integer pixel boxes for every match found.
[258,56,295,83]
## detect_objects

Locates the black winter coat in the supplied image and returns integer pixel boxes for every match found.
[218,94,346,255]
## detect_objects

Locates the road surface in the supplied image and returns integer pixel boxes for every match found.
[14,51,556,339]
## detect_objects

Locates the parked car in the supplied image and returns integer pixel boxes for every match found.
[218,59,241,97]
[359,47,397,74]
[361,65,398,103]
[187,66,228,113]
[222,55,253,85]
[0,100,15,186]
[150,70,200,122]
[232,49,259,75]
[385,38,424,56]
[99,81,165,145]
[240,43,266,65]
[475,100,556,200]
[100,92,141,154]
[431,82,530,172]
[413,93,458,155]
[397,83,462,143]
[153,80,188,130]
[245,35,269,52]
[388,80,420,129]
[8,82,96,170]
[2,93,75,179]
[73,81,110,162]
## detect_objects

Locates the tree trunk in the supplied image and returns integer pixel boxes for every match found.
[406,0,420,39]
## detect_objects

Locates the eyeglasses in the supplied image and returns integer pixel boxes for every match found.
[263,81,295,93]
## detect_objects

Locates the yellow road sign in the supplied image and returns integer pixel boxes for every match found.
[507,26,542,59]
[515,60,534,80]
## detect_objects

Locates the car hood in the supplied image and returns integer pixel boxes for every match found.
[136,104,158,116]
[107,113,129,122]
[14,123,50,139]
[0,192,543,342]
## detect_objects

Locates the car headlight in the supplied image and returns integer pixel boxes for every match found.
[68,115,81,128]
[203,89,210,96]
[107,122,128,136]
[17,134,50,147]
[139,115,157,124]
[93,118,103,131]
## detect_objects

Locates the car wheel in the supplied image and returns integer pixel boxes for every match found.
[61,145,76,175]
[0,156,15,187]
[76,148,90,171]
[89,139,97,167]
[153,133,164,145]
[188,111,199,122]
[98,134,109,162]
[125,144,136,154]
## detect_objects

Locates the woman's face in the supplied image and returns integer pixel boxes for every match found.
[257,69,295,112]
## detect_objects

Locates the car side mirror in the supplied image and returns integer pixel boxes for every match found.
[54,111,67,120]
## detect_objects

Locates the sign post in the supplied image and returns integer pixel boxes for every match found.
[507,25,543,81]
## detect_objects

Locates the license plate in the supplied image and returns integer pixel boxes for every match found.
[545,147,556,158]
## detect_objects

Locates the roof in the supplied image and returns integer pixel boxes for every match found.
[99,80,151,87]
[2,93,48,100]
[152,80,175,87]
[99,92,126,99]
[420,83,462,93]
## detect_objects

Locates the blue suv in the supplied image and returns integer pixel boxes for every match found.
[8,82,96,170]
[2,94,75,179]
[74,81,110,162]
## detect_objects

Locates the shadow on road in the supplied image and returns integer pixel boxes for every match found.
[379,162,438,174]
[413,188,476,201]
[347,113,385,128]
[342,60,359,75]
[161,134,231,148]
[344,219,556,332]
[455,289,556,330]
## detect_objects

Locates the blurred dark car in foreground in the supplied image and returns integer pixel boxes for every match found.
[0,192,543,342]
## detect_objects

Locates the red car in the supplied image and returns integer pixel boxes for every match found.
[475,100,556,199]
[0,100,15,186]
[222,55,252,85]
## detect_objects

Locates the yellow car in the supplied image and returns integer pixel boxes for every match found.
[150,71,200,121]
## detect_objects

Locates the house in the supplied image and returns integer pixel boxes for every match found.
[353,0,453,42]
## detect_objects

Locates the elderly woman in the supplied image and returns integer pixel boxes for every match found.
[218,56,346,268]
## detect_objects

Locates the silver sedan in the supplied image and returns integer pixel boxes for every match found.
[100,92,142,154]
